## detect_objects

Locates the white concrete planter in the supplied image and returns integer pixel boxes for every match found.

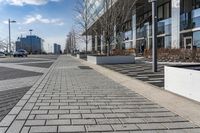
[87,55,135,65]
[77,54,87,59]
[165,66,200,102]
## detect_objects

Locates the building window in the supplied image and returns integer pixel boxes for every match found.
[164,3,170,18]
[193,0,200,9]
[158,6,163,20]
[158,2,171,21]
[165,36,171,48]
[193,31,200,48]
[157,37,164,48]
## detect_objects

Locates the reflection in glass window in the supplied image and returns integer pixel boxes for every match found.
[124,31,132,41]
[157,37,164,48]
[158,6,163,20]
[193,31,200,48]
[193,0,200,9]
[165,36,171,48]
[164,3,170,18]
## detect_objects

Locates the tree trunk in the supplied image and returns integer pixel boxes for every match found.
[85,30,88,54]
[107,40,110,56]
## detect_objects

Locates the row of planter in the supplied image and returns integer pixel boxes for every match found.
[76,54,200,103]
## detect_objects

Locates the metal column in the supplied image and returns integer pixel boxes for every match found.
[8,19,11,53]
[150,0,158,72]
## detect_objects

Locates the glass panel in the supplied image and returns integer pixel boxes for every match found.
[180,8,200,30]
[157,37,164,48]
[157,18,172,35]
[158,6,163,20]
[164,3,170,18]
[165,36,171,48]
[193,31,200,48]
[192,8,200,27]
[124,30,132,40]
[136,26,145,38]
[194,0,200,9]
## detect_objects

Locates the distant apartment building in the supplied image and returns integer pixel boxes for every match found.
[54,43,61,54]
[85,0,200,53]
[16,35,44,54]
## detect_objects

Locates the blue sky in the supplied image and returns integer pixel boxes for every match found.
[0,0,77,52]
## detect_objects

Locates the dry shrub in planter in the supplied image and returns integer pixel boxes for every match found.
[145,48,200,62]
[111,48,136,56]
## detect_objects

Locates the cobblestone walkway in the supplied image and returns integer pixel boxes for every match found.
[0,55,199,133]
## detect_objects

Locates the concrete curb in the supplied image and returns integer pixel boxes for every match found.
[72,56,200,127]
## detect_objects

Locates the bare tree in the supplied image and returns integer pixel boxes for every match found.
[65,29,77,54]
[0,39,8,52]
[90,0,138,56]
[74,0,148,56]
[74,0,91,54]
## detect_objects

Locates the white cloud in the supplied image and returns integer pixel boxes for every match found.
[2,20,8,24]
[1,20,21,25]
[23,14,64,26]
[0,0,60,6]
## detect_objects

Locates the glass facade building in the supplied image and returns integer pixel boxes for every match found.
[86,0,118,53]
[16,35,44,54]
[86,0,200,52]
[54,43,61,54]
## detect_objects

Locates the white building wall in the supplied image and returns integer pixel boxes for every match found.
[165,66,200,102]
[132,13,137,48]
[171,0,180,48]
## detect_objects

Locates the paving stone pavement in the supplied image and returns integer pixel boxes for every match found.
[0,63,48,73]
[0,55,58,63]
[0,55,199,133]
[0,59,48,64]
[0,76,40,92]
[102,63,164,88]
[0,55,57,127]
[0,87,31,122]
[0,67,42,81]
[20,62,54,68]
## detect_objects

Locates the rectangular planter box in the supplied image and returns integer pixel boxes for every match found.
[87,55,135,65]
[165,66,200,102]
[77,54,87,59]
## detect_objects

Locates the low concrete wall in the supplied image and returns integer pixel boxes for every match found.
[87,55,135,64]
[165,66,200,102]
[77,54,87,59]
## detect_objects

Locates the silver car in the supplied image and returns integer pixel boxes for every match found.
[0,52,6,58]
[13,49,28,57]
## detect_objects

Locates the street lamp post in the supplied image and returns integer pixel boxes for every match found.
[29,29,33,54]
[8,19,16,54]
[149,0,158,72]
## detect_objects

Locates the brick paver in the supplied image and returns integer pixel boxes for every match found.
[0,87,31,122]
[0,67,42,81]
[0,76,40,92]
[0,55,199,133]
[20,62,54,68]
[102,63,165,88]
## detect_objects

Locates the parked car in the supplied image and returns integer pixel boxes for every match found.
[0,52,6,57]
[13,49,28,57]
[4,51,14,56]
